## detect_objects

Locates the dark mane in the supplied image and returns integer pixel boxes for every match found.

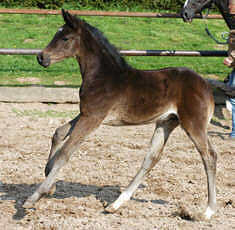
[78,18,129,72]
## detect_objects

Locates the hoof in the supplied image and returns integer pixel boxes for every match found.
[23,200,35,209]
[204,207,215,220]
[23,191,42,209]
[47,183,56,196]
[104,204,118,213]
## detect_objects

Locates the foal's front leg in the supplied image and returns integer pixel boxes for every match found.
[24,114,103,208]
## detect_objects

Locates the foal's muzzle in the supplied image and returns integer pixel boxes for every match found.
[37,52,50,68]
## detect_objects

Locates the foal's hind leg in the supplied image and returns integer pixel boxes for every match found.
[24,114,103,208]
[205,138,217,219]
[182,122,217,219]
[105,116,178,213]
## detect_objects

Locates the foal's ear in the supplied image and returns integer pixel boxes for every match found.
[61,9,78,29]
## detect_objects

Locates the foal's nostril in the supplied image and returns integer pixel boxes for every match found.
[37,52,50,67]
[37,53,43,64]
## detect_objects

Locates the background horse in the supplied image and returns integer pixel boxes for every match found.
[182,0,235,95]
[181,0,235,29]
[24,9,217,220]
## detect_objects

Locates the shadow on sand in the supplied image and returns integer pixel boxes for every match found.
[0,181,168,220]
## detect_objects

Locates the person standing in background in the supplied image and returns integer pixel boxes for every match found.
[223,0,235,139]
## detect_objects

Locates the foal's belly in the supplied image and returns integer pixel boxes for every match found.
[103,97,177,126]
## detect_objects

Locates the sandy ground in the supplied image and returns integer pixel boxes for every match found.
[0,102,234,230]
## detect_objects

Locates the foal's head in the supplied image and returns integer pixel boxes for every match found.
[37,9,82,67]
[181,0,213,22]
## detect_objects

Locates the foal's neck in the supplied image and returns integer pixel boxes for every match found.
[76,53,100,79]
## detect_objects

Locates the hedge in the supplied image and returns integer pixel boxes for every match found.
[0,0,185,11]
[0,0,64,9]
[65,0,185,11]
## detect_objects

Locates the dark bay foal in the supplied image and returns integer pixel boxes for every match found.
[24,9,217,219]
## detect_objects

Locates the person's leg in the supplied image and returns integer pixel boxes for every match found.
[228,70,235,138]
[230,97,235,138]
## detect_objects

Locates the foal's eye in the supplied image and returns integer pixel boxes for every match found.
[62,37,69,41]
